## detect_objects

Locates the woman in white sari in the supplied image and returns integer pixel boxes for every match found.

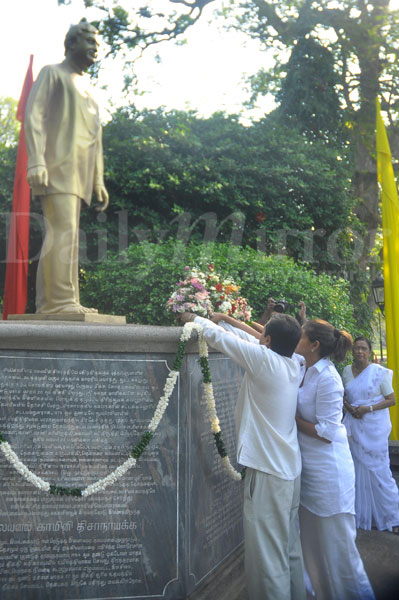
[342,336,399,533]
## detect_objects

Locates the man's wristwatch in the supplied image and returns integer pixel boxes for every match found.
[369,405,374,412]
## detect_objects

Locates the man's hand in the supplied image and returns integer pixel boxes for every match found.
[298,301,307,324]
[258,297,276,324]
[211,312,225,324]
[94,184,109,212]
[180,312,196,324]
[27,165,48,187]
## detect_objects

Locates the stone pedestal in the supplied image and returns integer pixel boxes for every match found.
[7,313,126,324]
[0,322,244,600]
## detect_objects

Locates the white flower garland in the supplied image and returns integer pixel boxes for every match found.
[82,457,137,497]
[1,442,50,492]
[0,321,242,496]
[184,322,242,481]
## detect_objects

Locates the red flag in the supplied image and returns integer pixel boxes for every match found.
[3,55,34,319]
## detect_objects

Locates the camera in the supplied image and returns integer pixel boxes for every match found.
[273,300,290,313]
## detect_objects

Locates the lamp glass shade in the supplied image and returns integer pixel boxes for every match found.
[371,275,385,311]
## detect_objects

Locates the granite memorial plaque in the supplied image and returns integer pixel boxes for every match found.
[187,355,244,590]
[0,332,246,600]
[0,351,182,600]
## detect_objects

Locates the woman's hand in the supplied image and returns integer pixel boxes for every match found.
[353,405,371,418]
[295,416,331,443]
[343,399,358,417]
[349,394,394,418]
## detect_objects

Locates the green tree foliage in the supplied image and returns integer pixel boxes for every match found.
[71,1,399,265]
[0,147,16,211]
[225,1,399,321]
[0,102,358,313]
[0,54,370,327]
[276,37,344,144]
[0,98,19,206]
[80,240,359,335]
[57,0,215,87]
[227,1,399,260]
[80,106,355,274]
[0,98,18,304]
[0,97,19,148]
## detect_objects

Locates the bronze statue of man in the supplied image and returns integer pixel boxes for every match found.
[25,19,108,314]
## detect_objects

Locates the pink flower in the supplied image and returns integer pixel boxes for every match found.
[191,278,204,290]
[195,292,208,300]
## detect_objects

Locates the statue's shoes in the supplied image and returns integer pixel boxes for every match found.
[60,305,99,314]
[38,305,99,314]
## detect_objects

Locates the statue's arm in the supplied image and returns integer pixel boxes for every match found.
[24,66,54,187]
[93,125,109,211]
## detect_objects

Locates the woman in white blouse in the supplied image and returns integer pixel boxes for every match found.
[295,319,375,600]
[342,336,399,533]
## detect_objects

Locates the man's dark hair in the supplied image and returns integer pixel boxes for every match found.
[264,314,301,357]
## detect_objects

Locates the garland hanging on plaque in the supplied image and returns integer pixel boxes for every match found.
[0,322,245,498]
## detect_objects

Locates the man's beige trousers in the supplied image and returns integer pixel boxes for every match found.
[243,468,306,600]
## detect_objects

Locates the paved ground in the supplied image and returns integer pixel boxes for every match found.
[190,465,399,600]
[189,528,399,600]
[356,528,399,600]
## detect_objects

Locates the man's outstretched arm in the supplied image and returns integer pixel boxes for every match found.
[211,312,262,340]
[179,312,267,376]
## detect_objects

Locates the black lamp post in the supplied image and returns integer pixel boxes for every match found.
[371,273,385,315]
[371,274,385,361]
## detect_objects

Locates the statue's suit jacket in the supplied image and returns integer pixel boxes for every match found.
[24,61,104,205]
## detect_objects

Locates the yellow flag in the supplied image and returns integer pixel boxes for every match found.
[376,98,399,440]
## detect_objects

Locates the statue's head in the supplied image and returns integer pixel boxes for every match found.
[64,18,99,70]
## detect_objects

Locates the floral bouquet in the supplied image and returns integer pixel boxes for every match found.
[166,264,252,321]
[205,265,250,318]
[166,267,213,317]
[228,295,252,321]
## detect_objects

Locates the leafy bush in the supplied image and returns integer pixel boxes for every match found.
[79,107,356,273]
[80,240,359,335]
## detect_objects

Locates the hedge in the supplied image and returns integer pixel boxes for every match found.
[80,241,359,336]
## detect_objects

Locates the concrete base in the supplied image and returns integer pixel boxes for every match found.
[0,321,193,353]
[7,313,126,324]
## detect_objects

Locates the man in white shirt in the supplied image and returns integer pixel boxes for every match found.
[180,312,306,600]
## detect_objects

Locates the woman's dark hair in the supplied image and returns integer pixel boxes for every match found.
[265,314,301,357]
[303,319,353,362]
[353,336,372,351]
